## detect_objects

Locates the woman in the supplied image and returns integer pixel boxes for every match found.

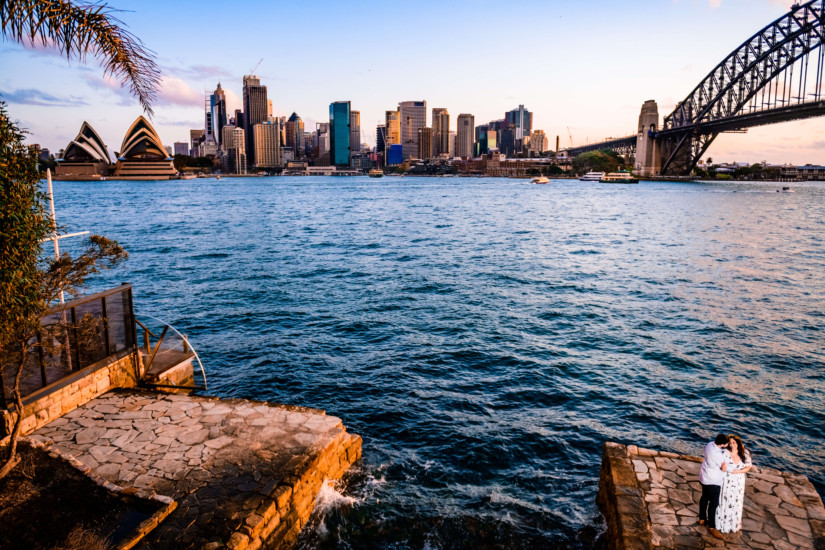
[716,434,752,533]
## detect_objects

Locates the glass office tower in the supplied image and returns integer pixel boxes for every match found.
[329,101,351,167]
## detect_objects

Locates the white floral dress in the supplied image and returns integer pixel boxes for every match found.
[716,450,751,533]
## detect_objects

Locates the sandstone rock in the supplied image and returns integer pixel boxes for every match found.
[75,427,107,445]
[775,514,812,537]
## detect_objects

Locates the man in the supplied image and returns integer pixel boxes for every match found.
[699,433,729,540]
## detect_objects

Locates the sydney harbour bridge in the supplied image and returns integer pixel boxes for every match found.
[568,0,825,176]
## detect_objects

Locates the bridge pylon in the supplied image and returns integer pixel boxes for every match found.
[634,100,662,177]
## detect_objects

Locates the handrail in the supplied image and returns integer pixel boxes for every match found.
[45,283,133,316]
[138,314,207,390]
[135,319,157,338]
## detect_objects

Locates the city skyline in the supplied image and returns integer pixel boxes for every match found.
[1,0,822,164]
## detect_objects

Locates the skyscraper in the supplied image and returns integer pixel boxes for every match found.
[398,100,426,161]
[329,101,351,167]
[243,75,268,166]
[210,83,227,148]
[385,110,401,146]
[254,121,281,169]
[285,113,305,159]
[456,114,475,158]
[432,108,449,156]
[376,125,386,157]
[418,127,433,159]
[315,122,330,165]
[505,105,532,140]
[350,110,361,155]
[226,126,247,174]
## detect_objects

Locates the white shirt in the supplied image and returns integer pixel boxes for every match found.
[700,441,726,486]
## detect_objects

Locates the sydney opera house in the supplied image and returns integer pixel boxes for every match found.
[55,116,178,180]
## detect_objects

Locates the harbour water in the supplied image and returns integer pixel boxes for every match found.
[53,176,824,549]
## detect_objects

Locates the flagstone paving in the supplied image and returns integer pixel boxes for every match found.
[25,389,361,549]
[598,442,825,550]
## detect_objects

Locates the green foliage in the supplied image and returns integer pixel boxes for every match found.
[716,173,733,180]
[0,103,127,479]
[0,102,52,352]
[572,150,621,175]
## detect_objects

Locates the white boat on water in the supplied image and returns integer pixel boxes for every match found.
[531,176,550,184]
[580,171,605,181]
[600,170,639,184]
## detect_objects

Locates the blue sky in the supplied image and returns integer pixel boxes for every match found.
[1,0,822,164]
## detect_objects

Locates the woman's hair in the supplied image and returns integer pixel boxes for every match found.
[728,434,748,462]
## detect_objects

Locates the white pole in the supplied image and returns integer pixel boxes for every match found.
[46,169,65,304]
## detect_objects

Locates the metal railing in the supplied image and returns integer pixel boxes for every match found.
[0,284,137,409]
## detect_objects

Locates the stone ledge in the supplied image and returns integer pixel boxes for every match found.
[599,442,825,550]
[30,389,361,549]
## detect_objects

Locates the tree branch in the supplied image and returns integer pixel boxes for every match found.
[0,0,160,115]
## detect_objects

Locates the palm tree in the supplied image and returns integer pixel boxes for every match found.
[1,0,160,114]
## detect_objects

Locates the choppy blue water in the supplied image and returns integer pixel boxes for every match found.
[53,176,824,549]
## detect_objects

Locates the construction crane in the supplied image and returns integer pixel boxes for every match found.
[248,58,263,75]
[566,126,574,147]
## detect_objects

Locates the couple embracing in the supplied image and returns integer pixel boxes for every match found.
[698,433,752,539]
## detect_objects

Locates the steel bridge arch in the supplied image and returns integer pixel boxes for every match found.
[660,0,825,174]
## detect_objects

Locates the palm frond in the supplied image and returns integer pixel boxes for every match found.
[0,0,161,115]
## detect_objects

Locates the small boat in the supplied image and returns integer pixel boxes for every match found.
[778,186,794,193]
[368,169,383,178]
[179,174,196,180]
[531,176,550,184]
[216,175,221,180]
[580,171,605,181]
[600,170,639,184]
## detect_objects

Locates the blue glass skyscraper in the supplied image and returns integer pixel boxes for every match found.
[329,101,351,167]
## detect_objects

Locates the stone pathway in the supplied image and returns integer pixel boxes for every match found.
[26,389,361,549]
[599,442,825,550]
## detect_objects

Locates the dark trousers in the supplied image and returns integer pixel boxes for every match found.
[699,483,722,528]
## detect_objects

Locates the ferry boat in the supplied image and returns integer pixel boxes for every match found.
[580,171,605,181]
[531,176,550,184]
[368,169,383,178]
[600,170,639,184]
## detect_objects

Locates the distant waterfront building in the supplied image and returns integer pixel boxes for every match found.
[398,100,426,161]
[221,125,237,149]
[418,127,433,159]
[253,120,281,169]
[226,126,247,174]
[456,113,475,158]
[209,83,227,148]
[329,101,351,167]
[315,122,331,165]
[54,121,112,180]
[173,142,189,156]
[113,116,178,179]
[376,124,387,156]
[475,125,497,156]
[243,75,268,166]
[285,113,305,159]
[189,129,205,157]
[500,105,532,156]
[528,130,549,155]
[350,110,361,155]
[449,131,456,158]
[387,144,403,165]
[385,110,401,145]
[432,108,449,156]
[505,105,532,141]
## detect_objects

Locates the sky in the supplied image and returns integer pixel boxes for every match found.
[1,0,822,165]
